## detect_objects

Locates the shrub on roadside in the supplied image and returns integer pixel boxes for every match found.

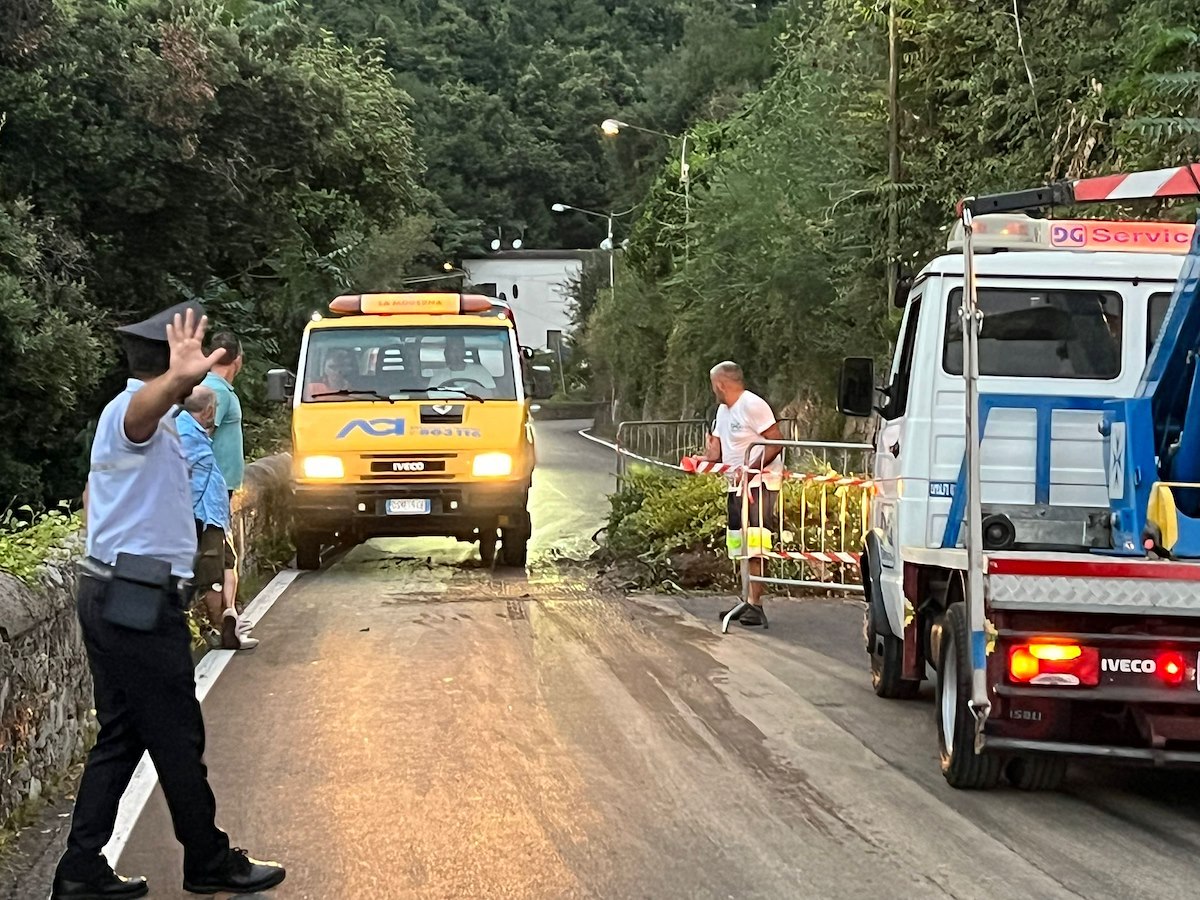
[605,464,868,590]
[0,505,80,582]
[607,466,728,564]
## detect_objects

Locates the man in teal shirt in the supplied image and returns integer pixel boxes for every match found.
[202,332,244,492]
[202,332,245,620]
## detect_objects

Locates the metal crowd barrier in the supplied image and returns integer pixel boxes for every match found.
[614,419,707,480]
[613,418,799,481]
[721,438,874,632]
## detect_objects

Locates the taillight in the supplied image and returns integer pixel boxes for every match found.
[1008,641,1099,686]
[1157,651,1187,686]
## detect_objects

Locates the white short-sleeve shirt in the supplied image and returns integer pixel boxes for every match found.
[713,390,783,491]
[85,380,199,578]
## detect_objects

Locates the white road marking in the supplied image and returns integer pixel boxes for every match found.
[576,428,617,451]
[102,568,302,866]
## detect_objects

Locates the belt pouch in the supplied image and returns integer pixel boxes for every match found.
[102,553,172,632]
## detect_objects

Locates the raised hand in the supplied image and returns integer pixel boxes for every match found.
[166,308,225,384]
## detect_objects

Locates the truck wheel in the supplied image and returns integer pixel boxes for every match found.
[1006,755,1067,791]
[478,530,498,568]
[867,603,921,699]
[499,513,531,568]
[295,533,322,571]
[936,603,1002,789]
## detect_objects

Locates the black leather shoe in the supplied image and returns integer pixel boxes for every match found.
[51,871,148,900]
[183,847,286,894]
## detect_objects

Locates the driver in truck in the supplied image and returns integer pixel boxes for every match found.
[426,334,496,392]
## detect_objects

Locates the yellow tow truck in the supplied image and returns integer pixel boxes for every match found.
[267,292,550,569]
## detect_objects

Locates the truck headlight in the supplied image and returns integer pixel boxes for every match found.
[472,452,513,477]
[302,455,344,479]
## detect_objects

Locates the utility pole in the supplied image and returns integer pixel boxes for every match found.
[887,1,902,309]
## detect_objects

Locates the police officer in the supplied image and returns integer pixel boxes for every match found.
[52,303,285,899]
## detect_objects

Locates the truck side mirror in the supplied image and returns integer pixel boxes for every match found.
[520,345,535,360]
[530,365,554,400]
[266,368,295,403]
[837,357,876,417]
[895,270,913,308]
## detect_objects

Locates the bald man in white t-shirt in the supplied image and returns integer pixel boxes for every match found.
[703,360,784,627]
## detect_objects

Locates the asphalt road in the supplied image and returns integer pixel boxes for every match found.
[113,420,1200,899]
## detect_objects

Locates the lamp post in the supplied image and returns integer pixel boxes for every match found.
[550,202,635,288]
[601,118,690,257]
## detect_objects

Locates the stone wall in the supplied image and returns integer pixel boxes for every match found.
[230,453,293,583]
[0,538,94,827]
[0,453,292,831]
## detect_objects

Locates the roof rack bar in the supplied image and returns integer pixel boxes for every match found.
[960,163,1200,216]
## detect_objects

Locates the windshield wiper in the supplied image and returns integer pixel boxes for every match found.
[407,386,486,402]
[309,388,395,403]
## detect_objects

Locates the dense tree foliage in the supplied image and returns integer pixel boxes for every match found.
[0,0,425,505]
[2,0,1197,506]
[580,0,1200,431]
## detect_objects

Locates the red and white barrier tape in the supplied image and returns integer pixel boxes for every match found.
[768,549,860,565]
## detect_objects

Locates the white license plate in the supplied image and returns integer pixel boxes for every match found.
[386,498,431,515]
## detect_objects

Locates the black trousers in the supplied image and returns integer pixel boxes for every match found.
[57,575,229,881]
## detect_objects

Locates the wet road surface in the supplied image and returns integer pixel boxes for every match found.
[116,420,1200,899]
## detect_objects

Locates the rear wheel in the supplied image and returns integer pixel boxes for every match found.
[936,602,1002,789]
[499,511,531,568]
[295,532,322,571]
[867,602,921,699]
[1006,755,1067,791]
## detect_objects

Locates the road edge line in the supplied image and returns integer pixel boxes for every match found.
[577,428,617,451]
[102,568,302,867]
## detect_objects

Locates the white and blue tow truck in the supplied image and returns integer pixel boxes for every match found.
[838,164,1200,789]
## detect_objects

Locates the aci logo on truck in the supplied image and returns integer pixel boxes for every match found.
[337,418,406,439]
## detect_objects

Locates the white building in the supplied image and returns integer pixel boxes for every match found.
[461,250,593,349]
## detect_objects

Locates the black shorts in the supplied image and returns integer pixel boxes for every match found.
[726,489,779,558]
[194,523,234,594]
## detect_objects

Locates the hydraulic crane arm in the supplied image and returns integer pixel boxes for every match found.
[961,163,1200,216]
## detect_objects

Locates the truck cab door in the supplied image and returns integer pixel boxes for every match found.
[873,293,923,634]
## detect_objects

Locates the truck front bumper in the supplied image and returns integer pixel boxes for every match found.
[293,481,529,539]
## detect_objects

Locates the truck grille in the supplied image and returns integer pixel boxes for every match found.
[358,452,458,481]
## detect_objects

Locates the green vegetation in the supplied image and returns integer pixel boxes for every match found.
[0,506,80,582]
[607,467,867,588]
[579,0,1200,429]
[0,0,777,509]
[2,0,1198,510]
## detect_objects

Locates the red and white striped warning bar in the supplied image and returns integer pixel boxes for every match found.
[766,549,861,565]
[1072,164,1200,203]
[680,456,873,488]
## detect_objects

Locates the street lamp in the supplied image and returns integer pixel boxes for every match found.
[550,202,636,288]
[600,116,691,257]
[489,226,524,252]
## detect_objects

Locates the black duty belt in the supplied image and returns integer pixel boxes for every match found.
[79,557,192,604]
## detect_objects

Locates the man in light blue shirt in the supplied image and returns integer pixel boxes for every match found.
[179,387,257,651]
[57,302,284,899]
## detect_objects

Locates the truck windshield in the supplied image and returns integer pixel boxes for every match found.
[302,326,518,402]
[943,287,1123,379]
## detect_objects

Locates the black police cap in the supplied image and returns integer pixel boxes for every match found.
[115,300,206,343]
